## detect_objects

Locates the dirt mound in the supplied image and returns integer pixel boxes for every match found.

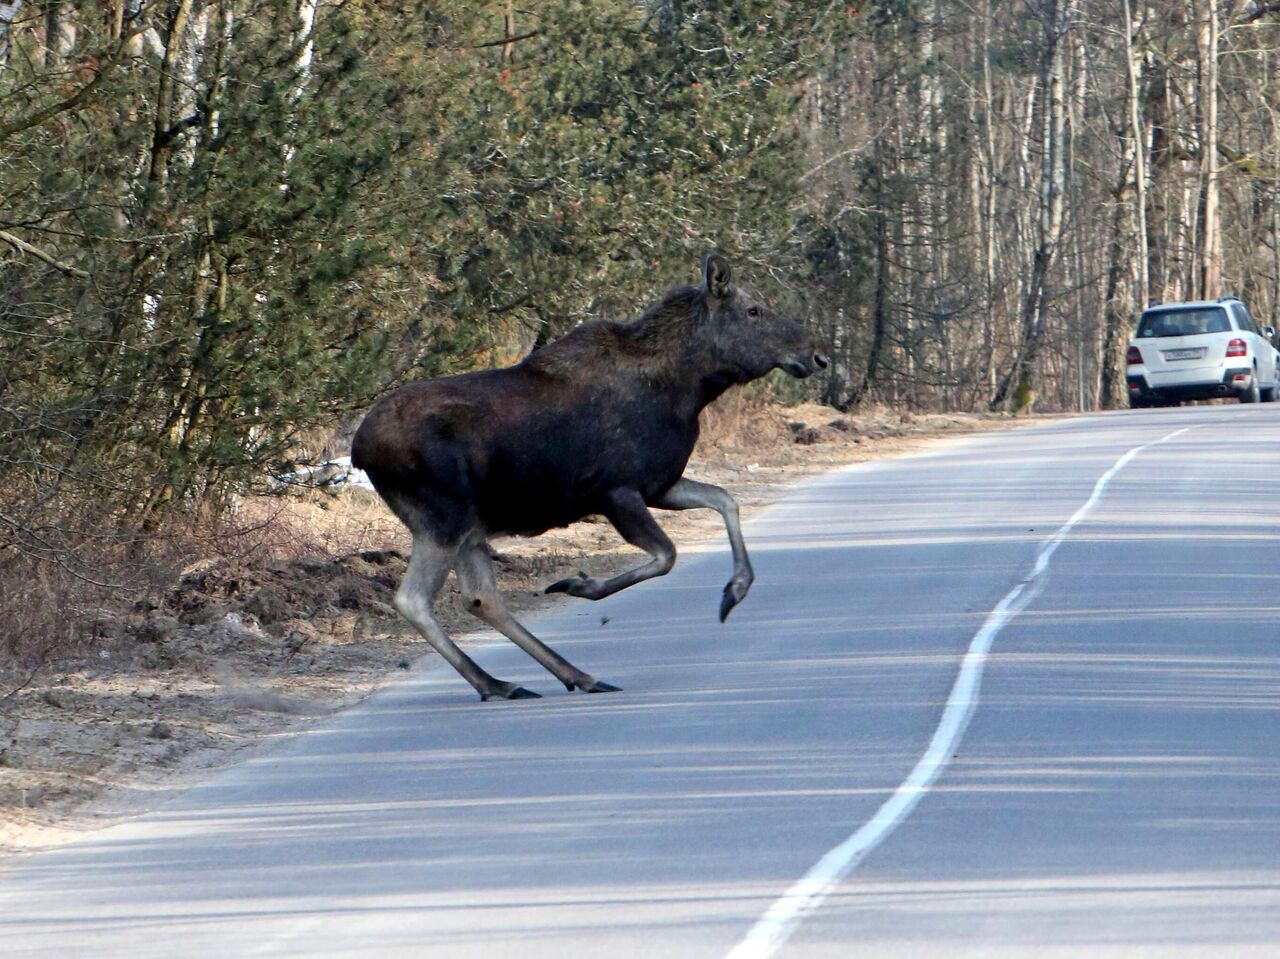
[164,549,406,633]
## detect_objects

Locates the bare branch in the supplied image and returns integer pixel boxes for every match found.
[469,29,539,50]
[0,229,89,278]
[0,24,144,140]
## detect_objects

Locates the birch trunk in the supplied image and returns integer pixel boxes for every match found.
[991,0,1074,413]
[978,0,998,396]
[43,1,76,69]
[1123,0,1150,308]
[1195,0,1222,299]
[1099,165,1135,410]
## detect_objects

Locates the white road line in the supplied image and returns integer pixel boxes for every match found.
[723,425,1192,959]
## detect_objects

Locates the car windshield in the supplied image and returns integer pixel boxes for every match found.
[1137,307,1230,338]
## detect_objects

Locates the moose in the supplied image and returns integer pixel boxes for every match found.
[351,253,828,701]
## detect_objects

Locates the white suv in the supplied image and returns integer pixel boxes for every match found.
[1127,297,1280,407]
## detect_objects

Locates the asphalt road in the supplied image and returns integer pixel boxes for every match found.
[3,405,1278,958]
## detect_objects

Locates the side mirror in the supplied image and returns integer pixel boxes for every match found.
[1265,326,1277,339]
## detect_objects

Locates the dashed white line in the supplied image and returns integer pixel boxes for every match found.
[723,426,1192,959]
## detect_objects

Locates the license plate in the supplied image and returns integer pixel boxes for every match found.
[1163,348,1204,361]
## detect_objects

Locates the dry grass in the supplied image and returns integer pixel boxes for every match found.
[215,488,409,568]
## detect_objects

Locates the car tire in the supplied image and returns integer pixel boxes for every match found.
[1129,395,1150,409]
[1239,375,1261,404]
[1262,384,1278,403]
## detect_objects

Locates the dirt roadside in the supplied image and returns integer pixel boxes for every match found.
[0,403,1037,858]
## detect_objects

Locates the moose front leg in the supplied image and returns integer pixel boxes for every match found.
[652,477,753,622]
[546,488,676,601]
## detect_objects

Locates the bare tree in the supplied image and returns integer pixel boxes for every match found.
[1194,0,1224,298]
[992,0,1076,412]
[1124,0,1151,306]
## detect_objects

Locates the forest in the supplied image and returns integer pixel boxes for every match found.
[3,1,1280,650]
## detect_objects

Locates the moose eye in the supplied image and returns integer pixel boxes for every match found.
[747,306,761,317]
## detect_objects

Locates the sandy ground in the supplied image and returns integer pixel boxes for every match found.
[0,403,1033,858]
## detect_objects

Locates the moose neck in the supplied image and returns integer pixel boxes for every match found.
[692,365,751,410]
[620,288,751,419]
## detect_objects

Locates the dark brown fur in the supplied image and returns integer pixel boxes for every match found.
[352,254,826,701]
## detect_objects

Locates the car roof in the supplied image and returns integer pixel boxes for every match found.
[1142,299,1235,313]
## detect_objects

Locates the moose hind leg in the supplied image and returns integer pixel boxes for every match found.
[545,488,676,602]
[456,540,620,694]
[653,477,754,621]
[396,536,539,702]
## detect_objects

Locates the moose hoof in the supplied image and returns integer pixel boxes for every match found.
[719,579,752,622]
[718,592,737,622]
[578,679,622,694]
[545,572,601,600]
[481,683,541,702]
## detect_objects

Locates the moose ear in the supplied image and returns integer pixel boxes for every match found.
[701,252,732,301]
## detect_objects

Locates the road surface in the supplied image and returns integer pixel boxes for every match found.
[2,405,1278,957]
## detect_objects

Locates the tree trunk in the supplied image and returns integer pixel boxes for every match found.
[1099,170,1135,410]
[1143,10,1173,301]
[991,0,1074,413]
[847,183,890,409]
[1123,0,1150,308]
[977,0,998,398]
[43,1,76,69]
[147,0,194,184]
[1194,0,1222,299]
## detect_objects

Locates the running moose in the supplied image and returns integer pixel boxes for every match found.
[352,253,829,701]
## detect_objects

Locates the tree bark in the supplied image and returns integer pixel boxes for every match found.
[846,165,890,409]
[1142,3,1174,301]
[147,0,194,184]
[1123,0,1150,308]
[991,0,1074,412]
[43,1,76,69]
[1098,169,1135,410]
[1194,0,1222,299]
[978,0,999,398]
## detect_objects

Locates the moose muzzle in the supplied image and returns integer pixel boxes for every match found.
[782,350,830,379]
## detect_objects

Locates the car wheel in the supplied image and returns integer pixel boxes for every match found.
[1129,395,1150,409]
[1262,385,1278,403]
[1239,376,1261,404]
